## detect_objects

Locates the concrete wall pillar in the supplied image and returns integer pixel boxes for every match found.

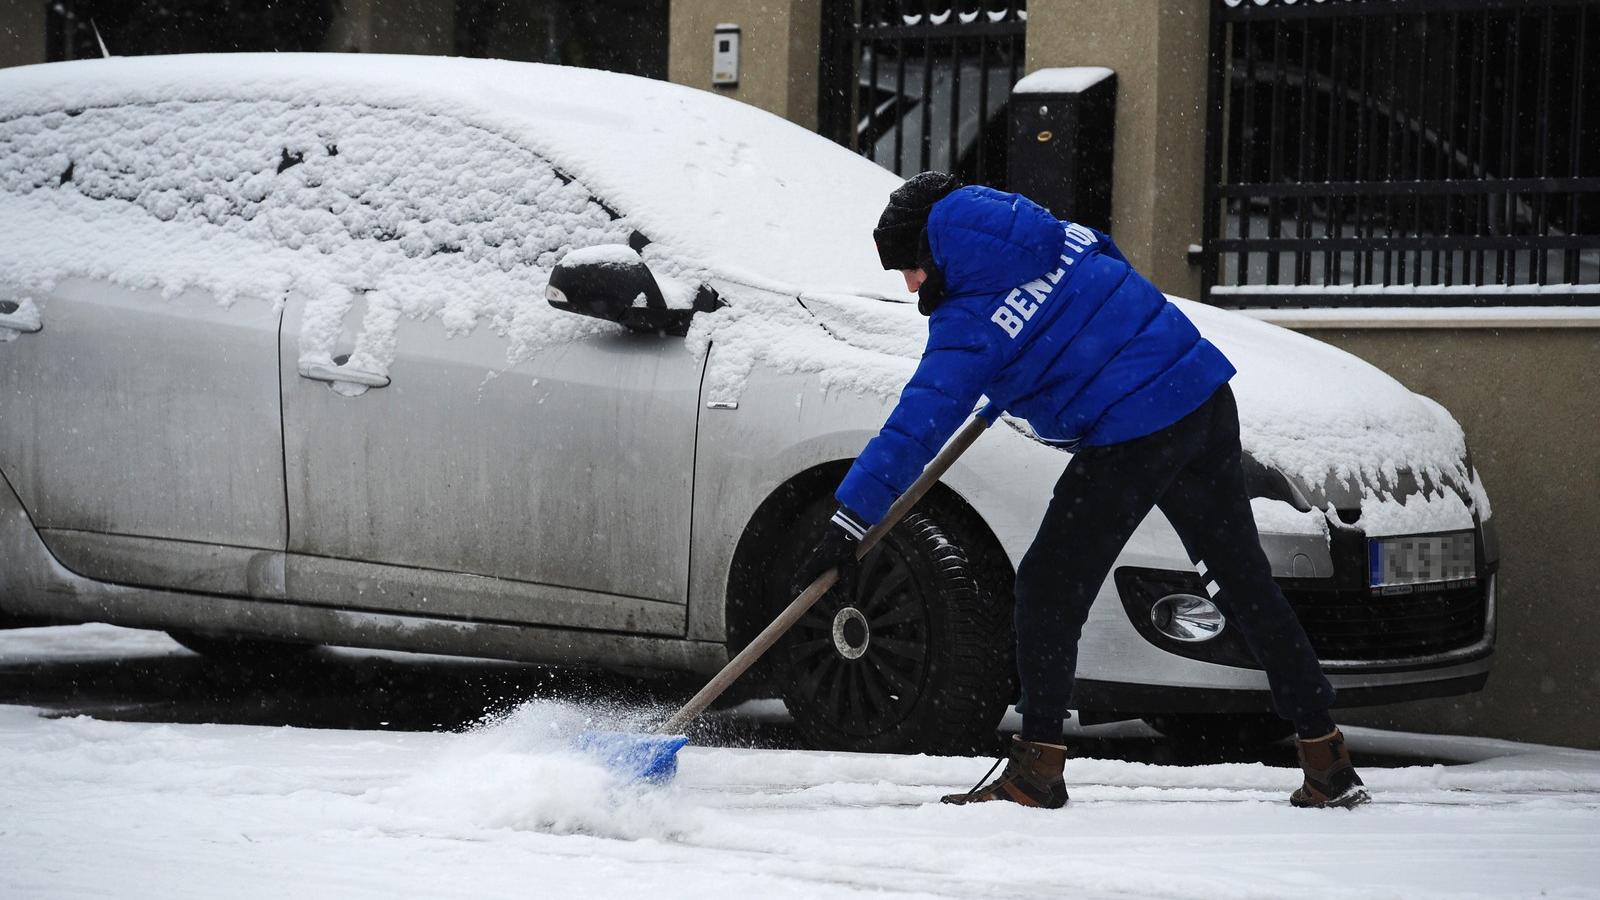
[1025,0,1209,299]
[669,0,821,130]
[1,2,47,69]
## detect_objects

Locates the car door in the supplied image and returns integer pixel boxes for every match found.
[271,104,702,635]
[0,100,287,597]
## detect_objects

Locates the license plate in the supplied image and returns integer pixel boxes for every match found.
[1368,532,1476,589]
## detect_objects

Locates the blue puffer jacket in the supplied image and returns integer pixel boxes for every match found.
[836,186,1236,526]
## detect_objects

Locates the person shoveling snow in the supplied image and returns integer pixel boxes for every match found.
[587,173,1367,811]
[792,173,1369,810]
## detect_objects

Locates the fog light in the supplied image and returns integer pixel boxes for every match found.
[1150,593,1225,642]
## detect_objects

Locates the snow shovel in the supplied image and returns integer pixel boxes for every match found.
[581,413,992,784]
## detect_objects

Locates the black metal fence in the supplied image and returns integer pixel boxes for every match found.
[1201,0,1599,307]
[819,1,1026,186]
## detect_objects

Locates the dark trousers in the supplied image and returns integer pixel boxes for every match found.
[1013,384,1336,734]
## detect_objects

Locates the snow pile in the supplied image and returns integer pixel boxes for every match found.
[380,701,698,840]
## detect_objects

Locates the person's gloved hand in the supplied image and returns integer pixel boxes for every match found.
[790,507,870,601]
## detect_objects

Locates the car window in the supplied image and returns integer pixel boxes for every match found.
[0,100,633,271]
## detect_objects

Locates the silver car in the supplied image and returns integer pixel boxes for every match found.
[0,55,1496,752]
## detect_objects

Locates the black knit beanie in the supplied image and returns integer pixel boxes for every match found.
[873,171,963,271]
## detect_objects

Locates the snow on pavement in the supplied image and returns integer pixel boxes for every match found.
[2,635,1597,898]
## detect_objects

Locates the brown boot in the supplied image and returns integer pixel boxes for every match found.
[1291,728,1371,809]
[940,736,1069,808]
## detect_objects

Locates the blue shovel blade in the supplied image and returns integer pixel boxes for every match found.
[575,731,690,784]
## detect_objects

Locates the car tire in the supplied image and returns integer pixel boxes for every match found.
[765,501,1013,755]
[1141,713,1296,748]
[167,629,318,662]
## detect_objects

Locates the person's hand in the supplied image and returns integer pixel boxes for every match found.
[790,508,869,601]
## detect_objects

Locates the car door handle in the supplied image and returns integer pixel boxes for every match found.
[298,359,390,388]
[0,300,41,334]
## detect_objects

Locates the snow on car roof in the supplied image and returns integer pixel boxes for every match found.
[0,53,906,298]
[0,53,910,384]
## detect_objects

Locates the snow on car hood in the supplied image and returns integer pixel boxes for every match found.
[0,54,906,299]
[796,291,1483,527]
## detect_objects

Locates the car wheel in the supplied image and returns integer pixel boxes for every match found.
[766,502,1013,755]
[167,629,318,662]
[1141,713,1296,748]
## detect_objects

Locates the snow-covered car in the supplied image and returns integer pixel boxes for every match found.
[0,55,1496,752]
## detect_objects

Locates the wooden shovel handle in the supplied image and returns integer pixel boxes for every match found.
[656,414,991,736]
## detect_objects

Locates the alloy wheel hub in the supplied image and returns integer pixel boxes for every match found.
[831,606,871,660]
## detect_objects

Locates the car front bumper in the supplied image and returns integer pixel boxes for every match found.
[889,419,1497,716]
[1069,517,1497,714]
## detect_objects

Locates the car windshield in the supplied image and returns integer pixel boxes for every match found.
[462,60,909,298]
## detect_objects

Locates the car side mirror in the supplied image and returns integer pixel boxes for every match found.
[547,245,705,336]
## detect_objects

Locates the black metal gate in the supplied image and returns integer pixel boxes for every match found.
[819,1,1026,185]
[1200,0,1599,307]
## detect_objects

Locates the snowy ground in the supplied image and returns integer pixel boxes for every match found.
[2,626,1597,899]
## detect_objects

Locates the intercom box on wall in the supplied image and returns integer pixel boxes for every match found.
[713,24,739,87]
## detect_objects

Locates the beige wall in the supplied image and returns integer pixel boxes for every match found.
[1,2,46,69]
[669,0,820,129]
[1277,325,1600,750]
[1026,0,1209,299]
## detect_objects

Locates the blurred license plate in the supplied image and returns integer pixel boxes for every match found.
[1368,532,1476,589]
